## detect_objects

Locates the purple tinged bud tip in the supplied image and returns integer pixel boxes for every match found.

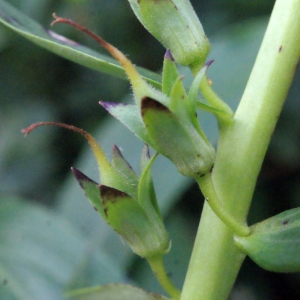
[164,49,174,61]
[206,59,214,68]
[112,144,125,159]
[112,144,121,153]
[99,101,128,111]
[112,145,135,171]
[71,167,98,189]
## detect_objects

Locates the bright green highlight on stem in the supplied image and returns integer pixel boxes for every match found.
[181,0,300,299]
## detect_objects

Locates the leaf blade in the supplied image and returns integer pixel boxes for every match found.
[0,0,161,88]
[65,283,170,300]
[235,207,300,272]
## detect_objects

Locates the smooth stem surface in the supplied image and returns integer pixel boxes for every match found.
[147,255,181,300]
[181,0,300,299]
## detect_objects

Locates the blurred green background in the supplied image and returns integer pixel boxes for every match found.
[0,0,300,299]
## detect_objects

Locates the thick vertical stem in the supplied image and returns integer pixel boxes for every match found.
[180,0,300,299]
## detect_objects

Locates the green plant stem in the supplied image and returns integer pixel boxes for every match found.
[196,174,250,236]
[180,0,300,299]
[147,255,181,300]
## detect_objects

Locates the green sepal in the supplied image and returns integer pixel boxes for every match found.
[112,144,139,192]
[81,131,139,199]
[169,66,210,143]
[162,50,180,97]
[138,154,167,245]
[141,97,215,178]
[71,167,106,220]
[187,66,211,140]
[188,65,207,113]
[235,207,300,272]
[99,102,151,144]
[74,134,138,201]
[131,74,170,110]
[138,145,161,218]
[169,76,188,120]
[196,99,223,115]
[100,185,169,258]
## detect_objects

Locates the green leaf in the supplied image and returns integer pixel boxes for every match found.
[235,207,300,272]
[0,196,125,300]
[112,145,139,186]
[65,284,170,300]
[0,0,161,88]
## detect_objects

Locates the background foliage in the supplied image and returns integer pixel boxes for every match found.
[0,0,299,299]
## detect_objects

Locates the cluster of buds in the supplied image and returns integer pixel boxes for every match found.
[23,1,215,260]
[72,144,170,258]
[22,123,169,259]
[50,13,215,179]
[19,1,300,291]
[100,50,216,179]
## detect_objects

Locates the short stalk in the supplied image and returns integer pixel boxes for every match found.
[147,255,181,300]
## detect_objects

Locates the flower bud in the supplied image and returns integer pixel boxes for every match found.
[49,16,215,179]
[141,96,215,178]
[70,143,169,259]
[128,0,210,70]
[22,122,169,258]
[101,60,215,179]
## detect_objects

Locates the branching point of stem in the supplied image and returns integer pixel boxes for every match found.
[197,173,251,237]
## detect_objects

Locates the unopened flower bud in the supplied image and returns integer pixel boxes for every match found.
[128,0,210,70]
